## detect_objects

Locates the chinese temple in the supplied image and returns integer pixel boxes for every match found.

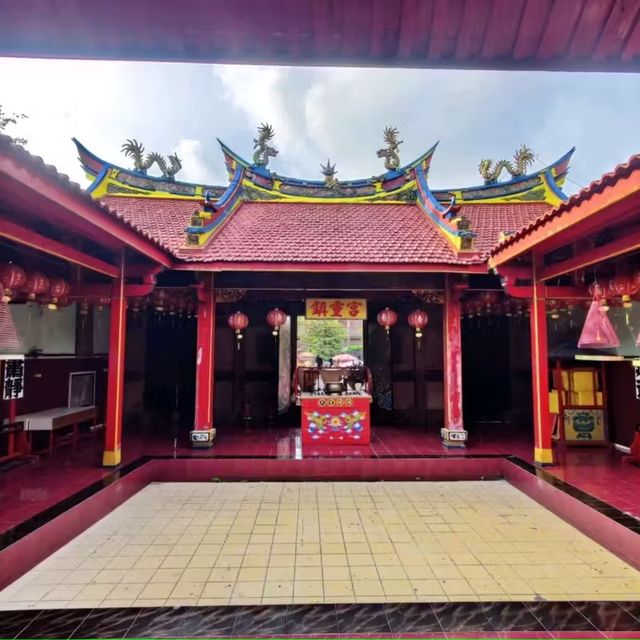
[1,124,640,473]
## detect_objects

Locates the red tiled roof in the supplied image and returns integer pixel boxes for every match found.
[490,155,640,256]
[99,197,551,265]
[99,195,195,254]
[458,203,551,258]
[0,135,172,256]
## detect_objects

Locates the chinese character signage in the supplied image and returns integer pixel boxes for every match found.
[2,358,25,400]
[635,366,640,400]
[305,298,367,320]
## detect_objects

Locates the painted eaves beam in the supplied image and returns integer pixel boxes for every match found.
[0,216,120,277]
[538,228,640,281]
[172,262,488,274]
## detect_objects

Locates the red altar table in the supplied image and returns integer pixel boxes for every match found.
[300,393,371,445]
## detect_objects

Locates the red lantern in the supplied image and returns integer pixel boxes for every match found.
[228,311,249,341]
[22,272,49,301]
[610,274,639,309]
[480,291,499,311]
[547,299,560,320]
[266,308,287,336]
[153,289,168,312]
[377,307,398,335]
[0,264,26,302]
[408,309,428,338]
[96,296,111,312]
[48,278,69,309]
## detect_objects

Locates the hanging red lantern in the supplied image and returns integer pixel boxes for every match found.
[480,291,500,312]
[408,309,428,338]
[96,296,111,312]
[0,264,26,302]
[377,307,398,335]
[48,278,70,309]
[578,300,621,349]
[153,288,168,312]
[228,310,249,341]
[266,308,287,337]
[610,274,639,309]
[22,272,49,301]
[547,299,560,320]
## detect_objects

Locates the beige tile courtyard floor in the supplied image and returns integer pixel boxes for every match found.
[1,480,639,609]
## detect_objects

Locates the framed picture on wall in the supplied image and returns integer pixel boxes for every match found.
[68,371,96,407]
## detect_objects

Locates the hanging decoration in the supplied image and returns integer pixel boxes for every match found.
[228,310,249,347]
[408,309,428,339]
[588,281,609,311]
[377,307,398,336]
[266,308,287,337]
[578,300,621,350]
[22,272,49,302]
[48,278,70,310]
[96,296,111,312]
[0,264,26,302]
[610,274,638,308]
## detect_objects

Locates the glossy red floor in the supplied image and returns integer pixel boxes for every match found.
[0,425,639,535]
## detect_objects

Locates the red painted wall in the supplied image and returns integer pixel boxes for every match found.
[9,356,108,420]
[605,361,640,447]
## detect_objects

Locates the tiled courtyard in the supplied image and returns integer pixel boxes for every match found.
[1,480,639,609]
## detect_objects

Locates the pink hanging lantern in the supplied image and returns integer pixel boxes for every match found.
[228,310,249,341]
[266,308,287,336]
[96,296,111,312]
[610,274,639,309]
[578,300,621,349]
[480,291,499,312]
[48,278,70,309]
[22,272,49,301]
[377,307,398,335]
[408,309,428,338]
[0,263,26,302]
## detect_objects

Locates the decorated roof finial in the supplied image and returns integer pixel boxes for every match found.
[377,126,403,171]
[320,159,339,189]
[478,144,535,184]
[252,123,278,168]
[121,139,182,180]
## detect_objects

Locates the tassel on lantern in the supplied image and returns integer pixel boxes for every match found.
[578,300,621,349]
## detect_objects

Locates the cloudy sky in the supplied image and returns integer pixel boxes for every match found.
[1,57,639,194]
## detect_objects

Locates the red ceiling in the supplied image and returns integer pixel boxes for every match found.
[2,0,640,71]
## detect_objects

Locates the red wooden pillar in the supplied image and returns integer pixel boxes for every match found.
[103,251,126,467]
[441,275,468,447]
[530,269,554,465]
[191,273,216,447]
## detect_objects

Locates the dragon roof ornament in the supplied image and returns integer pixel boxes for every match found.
[377,126,403,172]
[252,123,278,168]
[478,145,535,185]
[320,159,339,189]
[120,139,182,180]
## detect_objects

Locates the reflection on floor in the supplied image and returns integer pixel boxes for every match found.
[1,426,639,536]
[1,480,639,610]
